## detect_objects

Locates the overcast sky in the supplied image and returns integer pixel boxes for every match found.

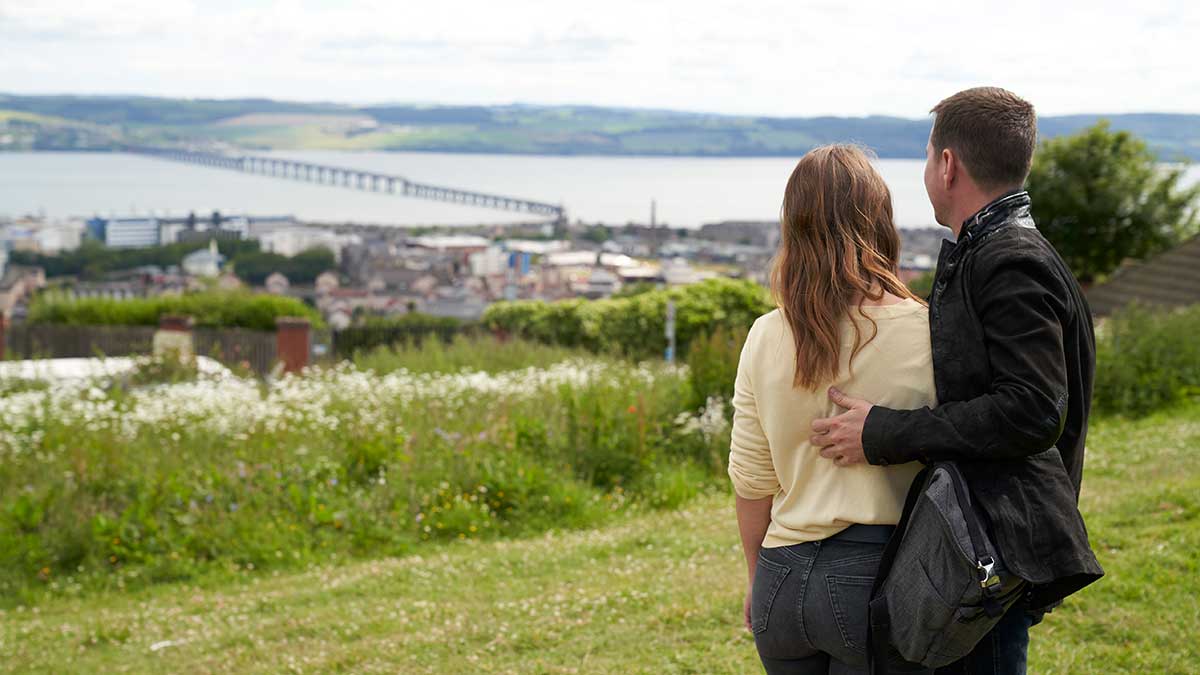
[2,0,1197,118]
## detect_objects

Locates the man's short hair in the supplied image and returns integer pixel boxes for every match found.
[930,87,1037,190]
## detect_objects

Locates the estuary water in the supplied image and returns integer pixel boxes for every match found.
[0,151,933,228]
[2,151,1197,230]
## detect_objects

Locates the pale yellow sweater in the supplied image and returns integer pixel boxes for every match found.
[727,300,937,548]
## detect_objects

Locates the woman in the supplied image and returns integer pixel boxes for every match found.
[728,144,935,674]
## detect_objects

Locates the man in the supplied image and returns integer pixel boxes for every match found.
[810,87,1104,674]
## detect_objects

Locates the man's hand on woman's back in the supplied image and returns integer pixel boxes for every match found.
[811,387,875,466]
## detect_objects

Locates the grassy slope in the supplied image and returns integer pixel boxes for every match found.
[2,404,1197,674]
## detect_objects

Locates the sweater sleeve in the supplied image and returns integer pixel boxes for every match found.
[728,323,779,499]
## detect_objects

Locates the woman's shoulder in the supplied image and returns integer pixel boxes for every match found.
[755,307,783,326]
[749,308,785,337]
[851,297,929,323]
[747,301,928,345]
[737,308,780,354]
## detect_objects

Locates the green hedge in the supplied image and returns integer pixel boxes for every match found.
[333,313,476,357]
[482,277,771,359]
[1094,303,1200,416]
[27,290,324,331]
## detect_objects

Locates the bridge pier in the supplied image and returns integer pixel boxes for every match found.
[129,147,565,221]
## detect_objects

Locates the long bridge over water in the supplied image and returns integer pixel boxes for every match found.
[127,146,565,221]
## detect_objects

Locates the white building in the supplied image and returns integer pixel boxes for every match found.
[409,234,491,251]
[500,239,570,255]
[38,222,83,253]
[545,250,638,269]
[182,240,224,277]
[661,257,717,286]
[582,267,620,298]
[265,272,290,295]
[469,245,510,277]
[106,218,161,249]
[223,216,251,239]
[159,222,187,245]
[0,220,85,254]
[259,227,357,262]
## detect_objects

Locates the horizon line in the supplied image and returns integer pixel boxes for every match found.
[2,91,1200,121]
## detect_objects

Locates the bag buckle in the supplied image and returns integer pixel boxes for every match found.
[976,557,1001,590]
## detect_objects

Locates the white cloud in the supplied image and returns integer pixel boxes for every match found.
[0,0,1197,116]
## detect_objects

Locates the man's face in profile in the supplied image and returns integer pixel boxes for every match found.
[923,130,949,228]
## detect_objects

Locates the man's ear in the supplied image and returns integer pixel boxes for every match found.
[941,148,956,191]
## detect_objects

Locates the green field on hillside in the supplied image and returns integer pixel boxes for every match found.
[2,403,1196,674]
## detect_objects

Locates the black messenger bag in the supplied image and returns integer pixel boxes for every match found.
[867,462,1026,673]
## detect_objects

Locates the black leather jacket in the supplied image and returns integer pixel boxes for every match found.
[863,190,1104,610]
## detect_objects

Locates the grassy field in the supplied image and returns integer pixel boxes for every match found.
[2,403,1196,674]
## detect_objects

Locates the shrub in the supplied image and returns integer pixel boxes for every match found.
[684,324,748,417]
[27,290,323,331]
[483,277,771,359]
[334,313,473,356]
[906,270,936,300]
[1093,303,1200,416]
[353,334,587,375]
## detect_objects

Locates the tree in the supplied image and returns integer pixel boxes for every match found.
[582,224,611,243]
[905,270,935,300]
[1026,121,1200,283]
[229,247,336,286]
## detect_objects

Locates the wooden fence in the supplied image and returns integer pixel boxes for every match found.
[193,327,278,375]
[1,321,445,375]
[5,323,280,376]
[6,323,157,360]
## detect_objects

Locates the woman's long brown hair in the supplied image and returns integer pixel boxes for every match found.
[770,144,923,390]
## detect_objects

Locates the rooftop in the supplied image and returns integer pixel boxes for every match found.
[1086,234,1200,315]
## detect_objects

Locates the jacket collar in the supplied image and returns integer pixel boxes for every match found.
[931,189,1032,292]
[958,189,1031,244]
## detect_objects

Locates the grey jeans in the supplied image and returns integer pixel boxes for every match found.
[751,525,933,675]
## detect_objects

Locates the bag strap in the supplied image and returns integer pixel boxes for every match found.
[940,463,987,562]
[867,465,931,675]
[941,462,1003,611]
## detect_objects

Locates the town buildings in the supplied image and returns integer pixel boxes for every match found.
[0,210,951,329]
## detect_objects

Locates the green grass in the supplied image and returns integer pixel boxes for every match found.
[352,335,593,375]
[2,404,1197,673]
[0,357,727,609]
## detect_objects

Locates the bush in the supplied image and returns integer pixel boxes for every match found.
[906,270,936,300]
[684,324,747,417]
[353,334,588,375]
[612,281,658,298]
[483,277,771,359]
[1093,303,1200,416]
[333,313,473,356]
[27,290,323,331]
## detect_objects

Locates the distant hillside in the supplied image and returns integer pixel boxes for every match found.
[1,94,1198,160]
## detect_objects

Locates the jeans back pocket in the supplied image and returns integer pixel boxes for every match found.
[826,574,876,652]
[751,555,791,635]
